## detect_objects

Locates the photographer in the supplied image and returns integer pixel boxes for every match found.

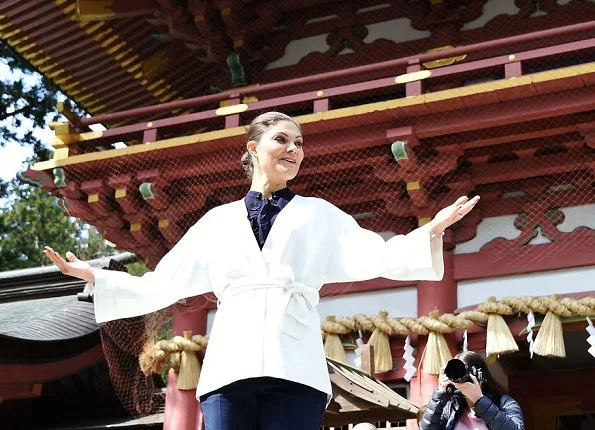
[419,351,525,430]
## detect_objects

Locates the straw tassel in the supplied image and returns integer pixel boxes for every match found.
[533,311,566,358]
[419,311,455,375]
[138,330,208,390]
[533,295,572,358]
[173,331,206,390]
[139,339,177,376]
[423,331,452,375]
[477,297,518,356]
[367,311,394,372]
[321,315,350,363]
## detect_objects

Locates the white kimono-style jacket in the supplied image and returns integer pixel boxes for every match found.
[92,195,444,400]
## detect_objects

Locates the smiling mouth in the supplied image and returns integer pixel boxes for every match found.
[280,158,296,164]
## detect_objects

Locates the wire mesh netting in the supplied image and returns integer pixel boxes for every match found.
[65,84,594,416]
[5,0,594,420]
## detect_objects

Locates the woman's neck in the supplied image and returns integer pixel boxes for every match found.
[250,176,287,199]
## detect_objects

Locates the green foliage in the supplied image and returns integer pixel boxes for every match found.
[0,40,59,161]
[0,43,116,270]
[0,181,116,270]
[0,184,76,269]
[125,261,150,277]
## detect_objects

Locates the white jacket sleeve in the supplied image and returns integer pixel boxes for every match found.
[93,214,213,323]
[325,206,444,284]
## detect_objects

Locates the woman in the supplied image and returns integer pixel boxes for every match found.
[45,112,479,430]
[420,351,525,430]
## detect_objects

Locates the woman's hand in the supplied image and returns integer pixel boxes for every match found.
[453,374,483,407]
[438,366,451,393]
[430,195,480,234]
[43,246,95,283]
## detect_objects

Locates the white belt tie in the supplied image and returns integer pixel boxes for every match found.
[219,281,319,339]
[279,282,319,338]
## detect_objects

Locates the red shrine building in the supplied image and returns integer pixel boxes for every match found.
[1,1,594,429]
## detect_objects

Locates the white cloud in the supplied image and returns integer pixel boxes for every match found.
[0,141,33,181]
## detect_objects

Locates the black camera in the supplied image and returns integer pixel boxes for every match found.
[444,358,484,395]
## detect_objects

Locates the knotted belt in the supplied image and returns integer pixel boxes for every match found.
[218,281,319,339]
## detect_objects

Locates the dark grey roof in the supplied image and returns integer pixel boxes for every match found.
[0,295,97,341]
[0,253,136,342]
[0,253,136,303]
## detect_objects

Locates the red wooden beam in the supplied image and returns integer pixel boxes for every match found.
[77,21,595,126]
[0,383,42,401]
[0,344,104,385]
[415,87,595,139]
[431,114,595,152]
[471,148,591,186]
[454,237,595,281]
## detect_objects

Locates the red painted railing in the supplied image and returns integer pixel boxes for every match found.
[66,21,594,154]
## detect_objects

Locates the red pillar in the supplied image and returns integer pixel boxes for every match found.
[408,252,457,427]
[163,304,208,430]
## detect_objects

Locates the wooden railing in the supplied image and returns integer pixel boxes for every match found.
[55,21,595,157]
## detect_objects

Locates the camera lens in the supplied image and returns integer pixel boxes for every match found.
[444,358,468,382]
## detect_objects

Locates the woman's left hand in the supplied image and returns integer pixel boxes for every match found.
[431,195,480,234]
[453,374,483,407]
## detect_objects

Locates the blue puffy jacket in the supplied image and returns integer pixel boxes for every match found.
[419,390,525,430]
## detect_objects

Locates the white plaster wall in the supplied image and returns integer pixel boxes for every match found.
[265,17,429,70]
[362,18,430,45]
[454,214,520,254]
[265,34,330,70]
[454,204,595,254]
[318,287,418,320]
[462,0,520,30]
[206,287,418,334]
[457,265,595,308]
[556,203,595,232]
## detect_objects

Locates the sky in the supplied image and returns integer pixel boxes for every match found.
[0,62,108,182]
[0,61,54,181]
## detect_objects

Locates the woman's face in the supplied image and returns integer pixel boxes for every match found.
[248,120,304,184]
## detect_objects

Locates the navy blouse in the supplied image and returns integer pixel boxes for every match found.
[245,187,295,249]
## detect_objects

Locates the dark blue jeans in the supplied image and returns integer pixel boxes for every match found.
[199,377,328,430]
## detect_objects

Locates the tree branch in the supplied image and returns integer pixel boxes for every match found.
[0,104,34,122]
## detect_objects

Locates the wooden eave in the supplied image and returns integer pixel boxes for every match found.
[3,1,593,126]
[26,62,595,266]
[323,357,418,426]
[0,0,210,117]
[33,62,595,172]
[0,253,135,357]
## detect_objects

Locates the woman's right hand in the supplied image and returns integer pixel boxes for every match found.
[438,366,451,393]
[43,246,95,283]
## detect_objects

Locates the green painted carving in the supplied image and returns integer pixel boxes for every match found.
[226,51,247,87]
[51,197,67,212]
[139,182,156,200]
[151,33,168,42]
[546,208,565,225]
[514,212,531,230]
[391,140,410,161]
[18,168,54,189]
[53,168,66,188]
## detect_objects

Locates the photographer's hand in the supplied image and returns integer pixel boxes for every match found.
[438,366,451,393]
[453,374,483,406]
